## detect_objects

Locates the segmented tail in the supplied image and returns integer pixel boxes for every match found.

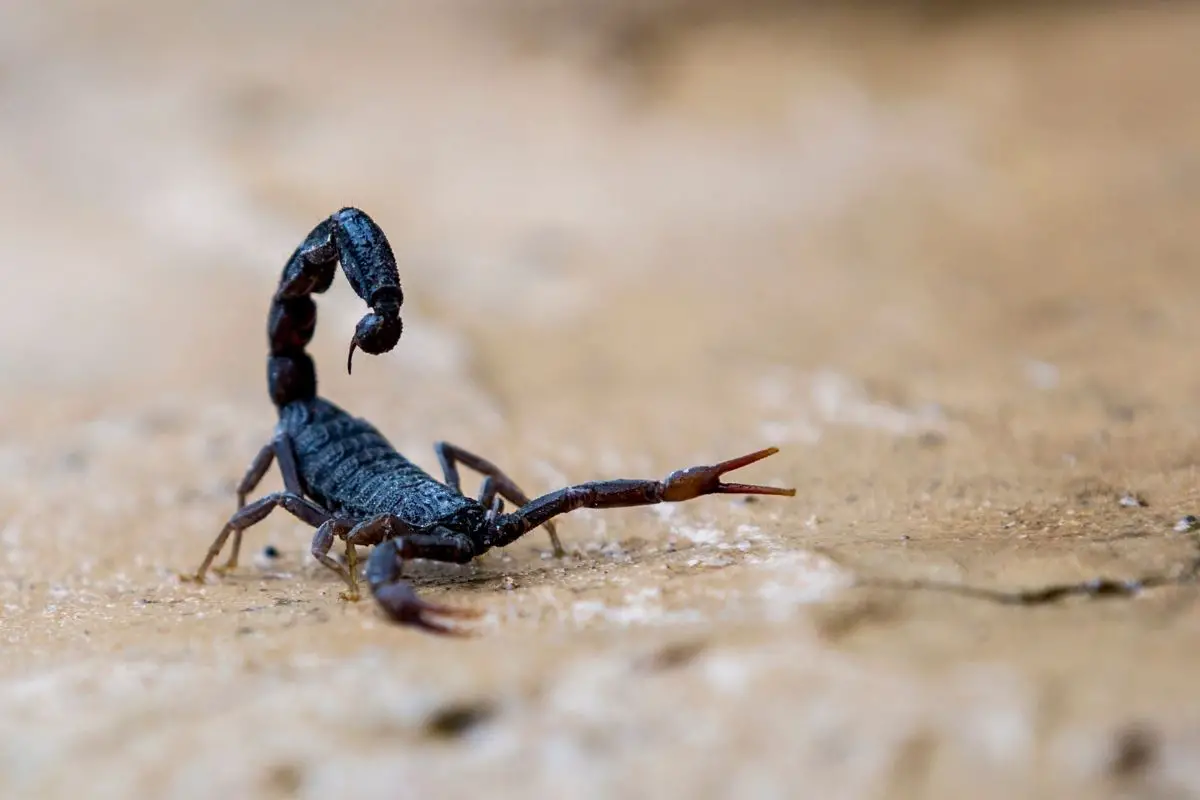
[267,208,404,408]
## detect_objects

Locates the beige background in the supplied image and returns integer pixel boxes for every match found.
[2,2,1200,797]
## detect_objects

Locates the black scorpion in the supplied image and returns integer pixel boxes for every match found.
[182,207,796,633]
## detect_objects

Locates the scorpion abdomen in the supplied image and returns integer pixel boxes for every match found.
[280,398,478,526]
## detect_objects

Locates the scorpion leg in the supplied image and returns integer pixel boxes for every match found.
[366,534,481,635]
[474,477,506,554]
[220,442,274,573]
[477,476,497,507]
[478,477,505,525]
[339,514,424,601]
[183,491,329,583]
[309,518,356,596]
[493,447,796,547]
[435,441,565,557]
[234,443,275,510]
[219,433,305,573]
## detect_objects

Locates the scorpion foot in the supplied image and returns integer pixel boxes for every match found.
[338,589,362,603]
[372,581,481,635]
[547,525,567,559]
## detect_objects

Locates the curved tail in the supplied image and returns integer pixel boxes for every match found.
[267,207,405,408]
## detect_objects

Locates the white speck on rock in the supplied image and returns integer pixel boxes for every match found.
[1023,359,1060,390]
[680,526,723,546]
[810,370,944,437]
[703,653,755,695]
[755,550,852,619]
[651,504,677,522]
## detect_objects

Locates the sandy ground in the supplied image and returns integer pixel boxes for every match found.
[3,2,1200,797]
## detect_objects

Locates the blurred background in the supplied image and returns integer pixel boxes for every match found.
[2,1,1200,797]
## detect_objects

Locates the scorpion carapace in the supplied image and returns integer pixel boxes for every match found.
[183,207,796,634]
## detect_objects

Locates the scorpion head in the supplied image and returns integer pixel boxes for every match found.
[347,310,403,374]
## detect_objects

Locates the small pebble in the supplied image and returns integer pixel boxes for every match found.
[424,700,496,739]
[1109,723,1158,779]
[1174,515,1199,533]
[263,545,281,559]
[637,639,707,671]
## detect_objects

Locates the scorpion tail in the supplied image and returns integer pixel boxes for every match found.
[266,208,404,408]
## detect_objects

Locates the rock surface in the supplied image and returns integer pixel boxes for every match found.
[3,2,1200,797]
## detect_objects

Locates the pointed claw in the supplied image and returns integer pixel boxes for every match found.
[408,600,481,636]
[662,446,796,501]
[371,581,481,634]
[412,617,475,637]
[346,339,359,374]
[421,601,484,620]
[715,482,797,497]
[713,446,781,472]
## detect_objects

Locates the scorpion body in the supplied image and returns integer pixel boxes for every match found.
[185,207,795,633]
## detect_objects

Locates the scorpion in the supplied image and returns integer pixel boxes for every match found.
[182,207,796,633]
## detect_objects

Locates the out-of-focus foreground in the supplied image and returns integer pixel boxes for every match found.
[2,2,1200,797]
